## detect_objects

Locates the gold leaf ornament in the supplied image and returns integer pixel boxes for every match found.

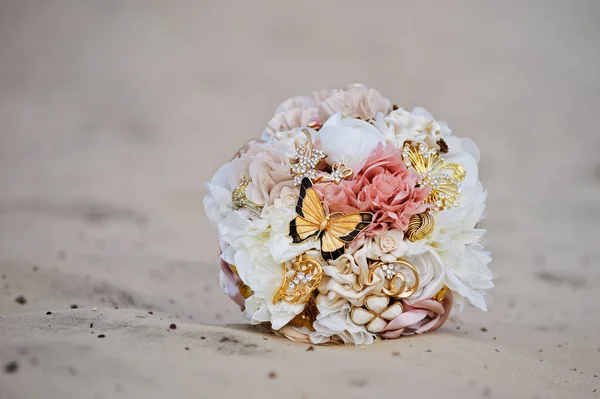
[405,211,435,242]
[273,255,323,305]
[401,141,466,212]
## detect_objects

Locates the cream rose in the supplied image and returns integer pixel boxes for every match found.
[365,230,408,263]
[273,184,298,209]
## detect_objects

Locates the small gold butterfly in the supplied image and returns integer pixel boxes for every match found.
[289,177,372,261]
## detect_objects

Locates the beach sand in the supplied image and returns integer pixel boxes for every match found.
[1,1,599,398]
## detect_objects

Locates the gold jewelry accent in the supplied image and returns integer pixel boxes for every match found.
[350,295,404,333]
[273,255,323,305]
[290,139,327,186]
[401,141,466,212]
[288,297,319,331]
[231,175,264,217]
[433,285,448,302]
[320,163,352,185]
[405,212,435,242]
[367,259,420,299]
[230,266,253,299]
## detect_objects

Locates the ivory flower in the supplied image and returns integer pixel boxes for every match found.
[262,95,319,140]
[318,83,392,121]
[365,230,408,263]
[204,141,293,222]
[379,107,452,150]
[309,300,375,345]
[242,142,295,206]
[314,112,386,172]
[204,161,241,225]
[266,206,318,264]
[218,209,303,329]
[427,183,493,310]
[319,253,385,307]
[403,248,446,304]
[272,184,298,209]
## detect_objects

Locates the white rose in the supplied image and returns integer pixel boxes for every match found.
[314,112,385,172]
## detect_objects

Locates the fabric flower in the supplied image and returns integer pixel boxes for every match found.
[428,183,493,310]
[272,184,298,209]
[241,142,295,206]
[262,84,393,142]
[309,300,375,345]
[319,249,385,307]
[266,207,318,264]
[219,209,303,329]
[380,291,453,338]
[316,143,430,235]
[314,112,386,172]
[377,107,452,150]
[319,84,392,121]
[263,128,315,160]
[217,234,245,308]
[262,95,319,140]
[364,229,408,263]
[204,141,293,222]
[403,248,446,303]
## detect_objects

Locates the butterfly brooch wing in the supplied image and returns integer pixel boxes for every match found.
[289,177,372,261]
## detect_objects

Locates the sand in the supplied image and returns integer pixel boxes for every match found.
[1,1,599,398]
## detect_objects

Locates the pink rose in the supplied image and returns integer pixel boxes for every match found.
[315,143,430,236]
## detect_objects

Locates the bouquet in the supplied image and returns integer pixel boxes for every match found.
[204,84,492,345]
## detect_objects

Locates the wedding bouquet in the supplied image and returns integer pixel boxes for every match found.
[204,84,492,345]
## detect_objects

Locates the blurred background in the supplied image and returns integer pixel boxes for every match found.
[1,1,599,398]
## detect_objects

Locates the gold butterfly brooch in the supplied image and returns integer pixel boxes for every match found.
[289,177,372,261]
